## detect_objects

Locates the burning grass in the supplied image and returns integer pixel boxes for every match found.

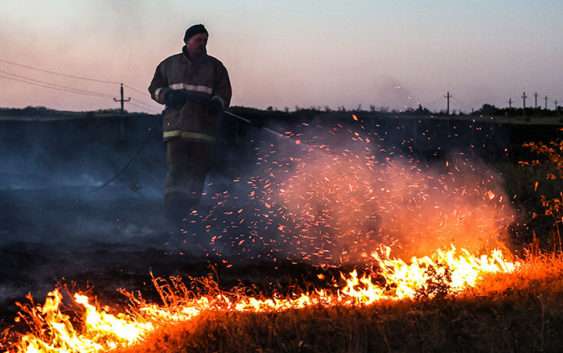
[129,268,563,353]
[4,247,563,353]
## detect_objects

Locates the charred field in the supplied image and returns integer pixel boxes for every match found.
[0,107,562,352]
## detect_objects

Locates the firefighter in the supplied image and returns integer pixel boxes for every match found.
[148,24,232,225]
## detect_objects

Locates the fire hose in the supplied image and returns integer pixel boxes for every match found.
[223,111,287,140]
[94,110,301,191]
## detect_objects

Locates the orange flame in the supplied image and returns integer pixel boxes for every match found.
[6,246,520,353]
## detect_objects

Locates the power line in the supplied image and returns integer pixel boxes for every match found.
[123,84,162,108]
[0,72,114,99]
[127,101,149,109]
[0,69,114,98]
[0,65,161,110]
[128,92,160,108]
[113,83,131,113]
[0,57,157,105]
[1,73,160,113]
[128,101,160,113]
[131,97,159,109]
[0,57,120,85]
[124,84,148,96]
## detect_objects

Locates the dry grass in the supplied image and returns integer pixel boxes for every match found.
[115,254,563,353]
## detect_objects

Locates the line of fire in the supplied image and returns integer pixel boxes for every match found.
[0,105,561,352]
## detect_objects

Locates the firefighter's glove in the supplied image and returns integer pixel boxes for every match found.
[164,90,188,109]
[208,96,225,115]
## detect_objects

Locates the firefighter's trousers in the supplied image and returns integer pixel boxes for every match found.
[164,138,214,223]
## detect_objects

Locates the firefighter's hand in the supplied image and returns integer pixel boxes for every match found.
[164,90,187,109]
[208,96,225,115]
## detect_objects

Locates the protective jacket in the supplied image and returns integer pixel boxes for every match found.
[148,47,232,142]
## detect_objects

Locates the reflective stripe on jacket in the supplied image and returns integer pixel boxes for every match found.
[148,47,232,142]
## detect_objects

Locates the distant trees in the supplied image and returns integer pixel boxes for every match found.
[478,104,499,115]
[2,101,559,120]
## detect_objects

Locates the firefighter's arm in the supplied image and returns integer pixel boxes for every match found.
[212,63,232,109]
[148,62,170,105]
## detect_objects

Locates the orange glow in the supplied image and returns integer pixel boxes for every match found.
[6,246,520,353]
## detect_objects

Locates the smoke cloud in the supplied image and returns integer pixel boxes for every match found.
[230,121,517,265]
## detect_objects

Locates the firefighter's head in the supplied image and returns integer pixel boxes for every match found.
[184,24,208,57]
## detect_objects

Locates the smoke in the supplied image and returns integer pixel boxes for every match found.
[0,112,518,275]
[0,118,170,250]
[372,76,419,111]
[232,121,517,265]
[370,155,514,257]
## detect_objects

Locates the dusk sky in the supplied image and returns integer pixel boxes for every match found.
[1,0,562,113]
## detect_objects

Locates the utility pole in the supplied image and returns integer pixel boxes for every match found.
[508,98,512,109]
[444,91,452,115]
[113,83,131,113]
[556,100,559,110]
[544,96,548,110]
[534,92,538,108]
[522,91,527,109]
